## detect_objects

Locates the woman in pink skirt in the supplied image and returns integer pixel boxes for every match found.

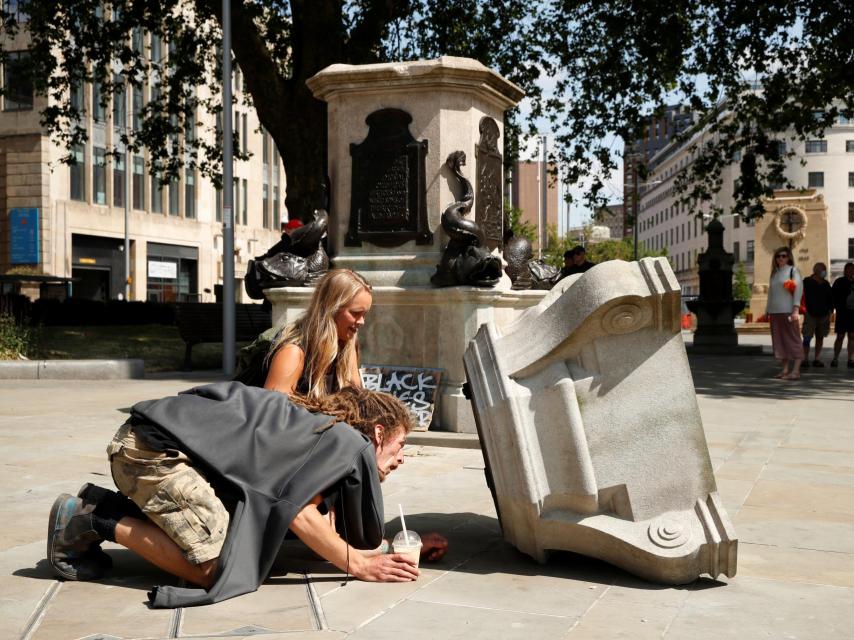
[766,246,804,379]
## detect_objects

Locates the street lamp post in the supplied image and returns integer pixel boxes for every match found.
[124,79,130,301]
[221,0,236,375]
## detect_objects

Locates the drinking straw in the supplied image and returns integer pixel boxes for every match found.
[398,504,410,545]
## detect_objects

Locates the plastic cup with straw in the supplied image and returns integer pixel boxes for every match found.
[392,503,422,569]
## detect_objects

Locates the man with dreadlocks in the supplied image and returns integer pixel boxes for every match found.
[45,383,448,608]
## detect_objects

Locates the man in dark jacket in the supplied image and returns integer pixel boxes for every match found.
[801,262,834,366]
[831,262,854,367]
[46,383,447,608]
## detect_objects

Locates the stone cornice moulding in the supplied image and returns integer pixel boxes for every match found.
[265,283,546,308]
[306,56,525,110]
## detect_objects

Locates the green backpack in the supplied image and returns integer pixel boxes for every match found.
[233,326,282,387]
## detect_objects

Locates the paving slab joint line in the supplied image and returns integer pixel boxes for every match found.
[414,598,574,620]
[658,582,694,638]
[168,606,184,638]
[19,580,62,640]
[347,542,502,632]
[304,572,329,630]
[564,583,612,636]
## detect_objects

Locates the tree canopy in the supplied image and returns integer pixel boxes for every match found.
[2,1,851,222]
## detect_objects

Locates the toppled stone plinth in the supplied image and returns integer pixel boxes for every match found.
[463,257,737,584]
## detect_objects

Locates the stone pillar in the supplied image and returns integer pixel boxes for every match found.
[267,57,545,432]
[750,190,829,319]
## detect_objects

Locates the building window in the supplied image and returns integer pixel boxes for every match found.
[113,154,125,207]
[808,172,824,188]
[241,113,248,155]
[70,80,84,116]
[733,241,740,262]
[805,140,827,153]
[215,186,222,223]
[849,203,854,223]
[131,27,143,55]
[3,50,34,111]
[151,34,162,62]
[262,182,269,229]
[850,238,854,259]
[132,85,142,131]
[234,110,240,151]
[151,174,162,213]
[92,79,105,123]
[112,74,126,129]
[185,172,195,219]
[93,147,107,204]
[734,216,740,229]
[131,156,145,209]
[273,185,280,230]
[169,178,180,215]
[262,130,269,165]
[849,172,854,188]
[242,178,248,225]
[233,178,239,224]
[4,0,30,22]
[746,240,754,263]
[70,144,85,201]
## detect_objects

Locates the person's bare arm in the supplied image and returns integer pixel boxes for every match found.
[264,344,305,394]
[290,498,418,581]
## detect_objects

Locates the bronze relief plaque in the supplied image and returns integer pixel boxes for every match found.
[347,108,432,247]
[476,116,503,251]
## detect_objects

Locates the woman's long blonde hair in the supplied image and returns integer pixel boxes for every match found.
[268,269,372,400]
[290,386,415,443]
[771,246,794,274]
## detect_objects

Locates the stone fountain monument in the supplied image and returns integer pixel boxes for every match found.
[266,57,546,432]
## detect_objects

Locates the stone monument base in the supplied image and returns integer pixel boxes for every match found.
[266,281,546,433]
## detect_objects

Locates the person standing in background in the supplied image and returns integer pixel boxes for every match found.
[801,262,833,368]
[766,247,803,380]
[830,262,854,368]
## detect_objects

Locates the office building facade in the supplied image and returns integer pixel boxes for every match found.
[0,25,284,302]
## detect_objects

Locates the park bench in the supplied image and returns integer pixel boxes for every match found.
[175,302,271,370]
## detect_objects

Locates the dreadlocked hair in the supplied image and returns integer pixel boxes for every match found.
[289,386,415,442]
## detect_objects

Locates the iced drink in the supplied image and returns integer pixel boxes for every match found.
[392,530,422,569]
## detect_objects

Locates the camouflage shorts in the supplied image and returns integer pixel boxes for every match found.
[107,422,229,565]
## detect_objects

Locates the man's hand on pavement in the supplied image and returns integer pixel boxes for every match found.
[355,553,419,582]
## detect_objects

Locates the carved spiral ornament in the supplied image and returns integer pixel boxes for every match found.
[601,303,651,335]
[647,516,692,549]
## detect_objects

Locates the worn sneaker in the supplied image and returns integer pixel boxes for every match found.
[47,494,104,581]
[812,360,824,368]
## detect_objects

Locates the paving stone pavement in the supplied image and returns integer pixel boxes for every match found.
[1,341,852,639]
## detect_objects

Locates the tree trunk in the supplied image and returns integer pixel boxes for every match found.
[224,0,343,228]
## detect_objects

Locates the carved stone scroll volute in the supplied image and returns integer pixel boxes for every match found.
[475,117,503,251]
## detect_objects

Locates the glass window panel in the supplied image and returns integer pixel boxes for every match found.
[70,144,85,201]
[93,147,107,204]
[113,154,125,207]
[4,50,34,111]
[132,156,144,210]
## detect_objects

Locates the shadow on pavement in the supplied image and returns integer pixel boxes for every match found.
[689,353,854,401]
[14,551,181,593]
